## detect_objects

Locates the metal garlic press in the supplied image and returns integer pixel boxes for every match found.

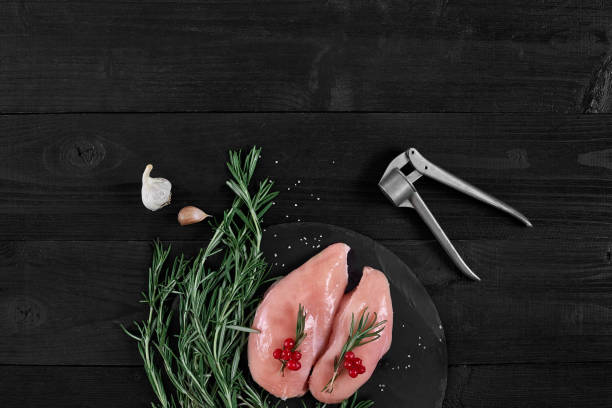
[379,148,532,281]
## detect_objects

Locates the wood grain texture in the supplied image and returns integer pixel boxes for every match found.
[0,366,153,408]
[1,239,610,365]
[444,363,612,408]
[2,363,611,408]
[1,113,612,241]
[582,54,612,113]
[2,0,611,112]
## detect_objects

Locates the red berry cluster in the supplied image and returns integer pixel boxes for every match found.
[272,337,302,371]
[342,351,366,378]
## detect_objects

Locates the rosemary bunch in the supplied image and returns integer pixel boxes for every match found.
[124,147,278,408]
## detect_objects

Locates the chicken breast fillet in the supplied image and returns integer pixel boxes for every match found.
[309,266,393,404]
[248,243,350,399]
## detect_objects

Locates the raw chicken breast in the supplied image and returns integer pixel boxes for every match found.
[248,243,350,399]
[309,266,393,404]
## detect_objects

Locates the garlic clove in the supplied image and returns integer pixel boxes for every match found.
[178,206,210,226]
[141,164,172,211]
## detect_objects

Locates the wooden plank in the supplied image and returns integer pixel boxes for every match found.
[2,363,611,407]
[1,0,611,112]
[444,363,612,408]
[1,113,612,241]
[384,239,612,365]
[0,366,153,408]
[1,239,610,365]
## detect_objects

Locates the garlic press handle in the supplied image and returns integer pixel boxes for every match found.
[408,148,532,227]
[409,188,481,281]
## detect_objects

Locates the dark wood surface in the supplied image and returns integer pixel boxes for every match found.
[3,0,612,113]
[2,1,612,407]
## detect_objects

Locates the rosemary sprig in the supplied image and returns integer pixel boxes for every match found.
[322,308,386,393]
[294,303,307,350]
[280,303,307,375]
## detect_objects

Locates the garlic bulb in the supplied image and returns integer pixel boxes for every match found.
[178,206,210,226]
[141,164,172,211]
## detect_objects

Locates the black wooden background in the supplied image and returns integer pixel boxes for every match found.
[2,1,612,407]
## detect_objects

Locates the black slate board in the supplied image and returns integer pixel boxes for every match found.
[262,222,447,407]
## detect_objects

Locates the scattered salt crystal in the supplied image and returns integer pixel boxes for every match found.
[281,264,285,267]
[274,160,278,164]
[316,197,320,201]
[287,187,291,190]
[297,219,301,222]
[274,253,278,258]
[294,203,298,207]
[297,180,301,183]
[288,245,291,249]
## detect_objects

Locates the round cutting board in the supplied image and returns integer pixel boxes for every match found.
[262,222,447,408]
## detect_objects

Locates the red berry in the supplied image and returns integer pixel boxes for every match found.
[344,351,355,360]
[352,357,362,366]
[281,349,291,360]
[357,365,366,374]
[287,360,301,371]
[348,368,358,378]
[284,338,295,349]
[272,349,283,359]
[291,351,302,361]
[343,359,354,369]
